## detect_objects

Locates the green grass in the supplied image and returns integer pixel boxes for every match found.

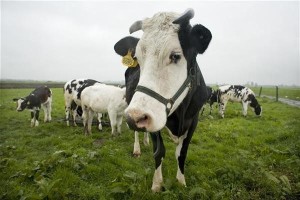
[0,88,300,199]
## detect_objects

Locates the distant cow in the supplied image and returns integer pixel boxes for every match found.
[218,85,262,118]
[81,84,128,136]
[114,37,150,157]
[63,79,103,130]
[201,86,218,115]
[116,8,212,192]
[13,86,52,127]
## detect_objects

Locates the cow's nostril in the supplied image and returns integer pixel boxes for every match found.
[126,111,150,132]
[136,114,148,123]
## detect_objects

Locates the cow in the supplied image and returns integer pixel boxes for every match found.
[13,86,52,127]
[217,85,262,118]
[114,37,150,157]
[115,9,212,192]
[63,79,103,130]
[80,84,128,136]
[200,86,218,115]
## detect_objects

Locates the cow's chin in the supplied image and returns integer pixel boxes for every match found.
[125,100,167,132]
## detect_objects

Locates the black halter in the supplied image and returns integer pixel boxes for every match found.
[135,67,196,116]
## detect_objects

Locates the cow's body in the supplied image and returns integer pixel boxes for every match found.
[115,9,212,192]
[63,79,103,130]
[81,84,128,136]
[218,85,262,118]
[13,86,52,127]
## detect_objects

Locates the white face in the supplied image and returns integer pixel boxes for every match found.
[125,13,190,132]
[16,99,25,111]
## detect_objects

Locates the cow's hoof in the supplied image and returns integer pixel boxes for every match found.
[133,152,141,157]
[151,185,162,193]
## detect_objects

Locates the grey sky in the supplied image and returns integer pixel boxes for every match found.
[1,1,299,86]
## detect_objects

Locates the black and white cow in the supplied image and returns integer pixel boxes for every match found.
[115,9,212,192]
[63,79,103,130]
[114,37,150,157]
[201,86,218,115]
[218,85,262,118]
[13,86,52,127]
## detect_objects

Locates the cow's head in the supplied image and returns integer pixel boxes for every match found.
[248,94,262,116]
[124,9,212,132]
[13,97,28,111]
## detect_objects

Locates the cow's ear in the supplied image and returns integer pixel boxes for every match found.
[13,98,19,102]
[114,36,140,57]
[190,24,212,54]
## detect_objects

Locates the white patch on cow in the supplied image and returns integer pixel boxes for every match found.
[16,99,24,111]
[151,163,163,192]
[175,131,188,186]
[126,12,190,132]
[81,84,127,135]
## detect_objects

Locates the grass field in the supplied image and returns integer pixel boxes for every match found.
[0,88,300,199]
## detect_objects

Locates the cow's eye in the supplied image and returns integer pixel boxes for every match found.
[170,52,181,64]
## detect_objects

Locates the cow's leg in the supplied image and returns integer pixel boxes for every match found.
[150,132,165,192]
[30,111,35,127]
[97,113,103,131]
[108,111,117,136]
[82,107,88,135]
[31,110,39,127]
[133,131,141,157]
[144,132,150,146]
[175,116,198,186]
[219,100,227,118]
[209,102,213,115]
[48,99,52,121]
[42,104,48,122]
[65,105,71,126]
[116,114,123,135]
[242,101,248,117]
[87,109,94,135]
[72,109,78,126]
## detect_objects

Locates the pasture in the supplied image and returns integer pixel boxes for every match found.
[0,87,300,199]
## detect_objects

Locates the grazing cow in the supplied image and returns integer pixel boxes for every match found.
[201,86,218,115]
[81,84,128,136]
[218,85,262,118]
[13,86,52,127]
[63,79,103,130]
[114,37,150,157]
[115,9,212,192]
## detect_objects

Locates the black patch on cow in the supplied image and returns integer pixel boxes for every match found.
[76,79,101,100]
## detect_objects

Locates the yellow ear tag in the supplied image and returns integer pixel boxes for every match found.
[122,50,138,68]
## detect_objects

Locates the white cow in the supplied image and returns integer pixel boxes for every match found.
[81,84,128,136]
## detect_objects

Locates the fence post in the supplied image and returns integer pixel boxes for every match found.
[276,86,279,101]
[259,86,262,97]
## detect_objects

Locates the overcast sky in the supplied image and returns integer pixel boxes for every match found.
[1,1,299,86]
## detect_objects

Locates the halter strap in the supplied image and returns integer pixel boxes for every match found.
[135,73,192,115]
